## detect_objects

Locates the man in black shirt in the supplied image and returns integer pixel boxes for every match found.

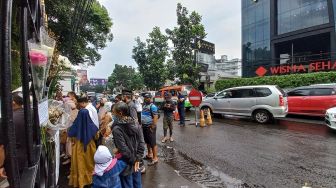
[161,93,176,143]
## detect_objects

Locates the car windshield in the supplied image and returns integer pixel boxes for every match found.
[206,93,216,97]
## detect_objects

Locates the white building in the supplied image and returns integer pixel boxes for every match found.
[196,53,241,87]
[215,55,242,77]
[57,55,80,95]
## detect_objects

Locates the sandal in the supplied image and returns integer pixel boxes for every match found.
[148,159,159,166]
[161,137,168,143]
[62,159,71,165]
[143,155,153,160]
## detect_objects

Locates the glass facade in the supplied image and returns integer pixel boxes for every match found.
[333,0,336,26]
[242,0,336,77]
[242,0,271,76]
[277,0,329,34]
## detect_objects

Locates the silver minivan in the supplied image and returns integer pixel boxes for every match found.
[200,85,288,123]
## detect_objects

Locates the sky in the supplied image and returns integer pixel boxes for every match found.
[88,0,241,79]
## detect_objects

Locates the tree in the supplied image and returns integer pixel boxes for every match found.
[132,27,169,90]
[166,3,207,86]
[45,0,113,66]
[107,64,144,91]
[94,85,105,93]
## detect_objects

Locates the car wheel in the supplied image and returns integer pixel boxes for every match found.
[253,110,271,124]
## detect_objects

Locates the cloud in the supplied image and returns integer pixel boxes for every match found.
[88,0,241,79]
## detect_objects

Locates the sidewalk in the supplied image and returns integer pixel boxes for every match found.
[142,160,200,188]
[58,153,200,188]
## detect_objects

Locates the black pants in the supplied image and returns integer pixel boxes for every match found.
[178,107,185,125]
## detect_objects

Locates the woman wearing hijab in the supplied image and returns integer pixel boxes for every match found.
[93,146,127,188]
[112,102,145,188]
[68,97,99,188]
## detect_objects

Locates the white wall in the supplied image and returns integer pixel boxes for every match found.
[59,78,72,96]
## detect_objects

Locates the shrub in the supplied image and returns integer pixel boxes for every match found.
[215,72,336,91]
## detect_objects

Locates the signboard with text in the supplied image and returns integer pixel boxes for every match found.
[192,38,215,54]
[255,61,336,77]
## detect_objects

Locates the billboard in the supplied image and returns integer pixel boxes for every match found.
[90,78,108,86]
[192,38,215,54]
[77,69,89,86]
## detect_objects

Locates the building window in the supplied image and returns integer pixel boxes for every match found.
[277,0,329,34]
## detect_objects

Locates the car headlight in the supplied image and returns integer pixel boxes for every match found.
[329,113,336,119]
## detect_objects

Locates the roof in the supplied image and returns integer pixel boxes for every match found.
[159,85,192,91]
[291,85,336,90]
[225,85,278,90]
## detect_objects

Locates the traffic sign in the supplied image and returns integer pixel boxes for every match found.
[188,89,203,107]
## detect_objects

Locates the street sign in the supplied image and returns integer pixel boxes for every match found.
[188,89,203,107]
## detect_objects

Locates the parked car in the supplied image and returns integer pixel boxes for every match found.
[205,92,217,98]
[200,85,288,124]
[325,107,336,130]
[287,85,336,117]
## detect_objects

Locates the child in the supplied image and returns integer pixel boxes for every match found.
[93,146,126,188]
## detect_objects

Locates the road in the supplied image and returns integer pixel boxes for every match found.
[155,112,336,188]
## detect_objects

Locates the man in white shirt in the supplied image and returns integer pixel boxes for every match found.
[134,93,143,125]
[78,97,99,128]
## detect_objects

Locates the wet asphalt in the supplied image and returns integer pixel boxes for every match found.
[156,111,336,188]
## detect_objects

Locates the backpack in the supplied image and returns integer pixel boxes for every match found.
[150,104,160,119]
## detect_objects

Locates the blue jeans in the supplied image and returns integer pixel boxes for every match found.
[120,171,142,188]
[178,107,185,125]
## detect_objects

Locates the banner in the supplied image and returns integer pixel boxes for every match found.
[77,69,88,86]
[90,78,108,86]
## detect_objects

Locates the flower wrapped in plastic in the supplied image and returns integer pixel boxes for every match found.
[40,28,55,95]
[47,100,71,134]
[28,40,48,101]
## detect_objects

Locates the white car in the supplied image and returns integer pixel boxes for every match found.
[325,107,336,130]
[200,85,288,124]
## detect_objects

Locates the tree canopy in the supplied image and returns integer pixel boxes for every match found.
[107,64,144,91]
[166,3,207,86]
[45,0,113,66]
[132,27,169,90]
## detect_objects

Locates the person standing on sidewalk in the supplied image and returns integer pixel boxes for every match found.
[141,93,159,165]
[112,102,145,188]
[161,93,176,143]
[177,91,186,126]
[68,97,99,188]
[122,90,146,174]
[122,90,138,123]
[134,93,143,125]
[92,145,127,188]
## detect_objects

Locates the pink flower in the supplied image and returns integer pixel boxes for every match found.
[29,51,47,66]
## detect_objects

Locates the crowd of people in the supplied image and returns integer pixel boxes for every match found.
[60,89,186,188]
[0,89,186,188]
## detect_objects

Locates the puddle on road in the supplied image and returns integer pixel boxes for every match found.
[159,145,263,188]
